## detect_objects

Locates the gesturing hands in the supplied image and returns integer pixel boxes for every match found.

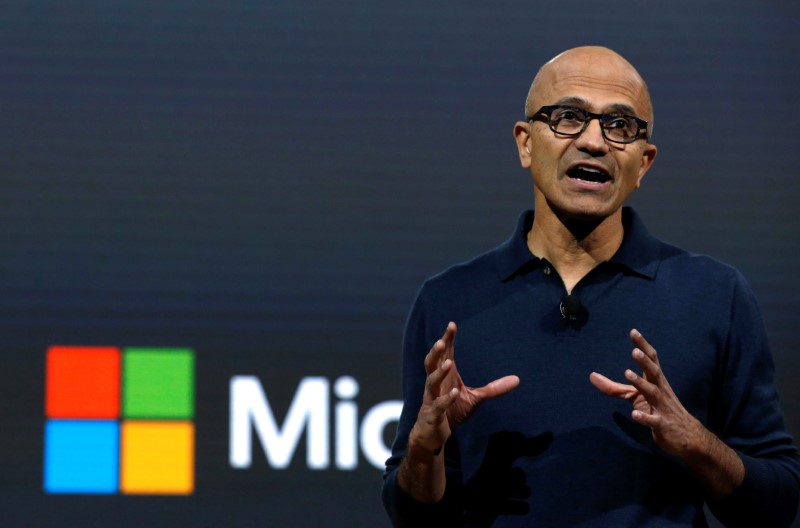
[400,325,742,504]
[400,322,519,503]
[589,329,744,498]
[410,322,520,456]
[589,329,706,457]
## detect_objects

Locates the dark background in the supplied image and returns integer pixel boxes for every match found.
[1,1,798,526]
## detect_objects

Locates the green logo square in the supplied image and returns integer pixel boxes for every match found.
[122,349,194,419]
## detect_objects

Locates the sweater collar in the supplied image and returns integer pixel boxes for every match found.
[496,207,662,281]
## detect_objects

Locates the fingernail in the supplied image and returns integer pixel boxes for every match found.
[632,329,641,338]
[625,369,636,380]
[633,349,644,359]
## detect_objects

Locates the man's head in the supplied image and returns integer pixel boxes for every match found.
[514,46,657,223]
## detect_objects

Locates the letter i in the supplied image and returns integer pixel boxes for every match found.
[334,376,359,470]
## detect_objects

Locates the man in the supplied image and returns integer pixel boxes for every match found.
[382,46,800,527]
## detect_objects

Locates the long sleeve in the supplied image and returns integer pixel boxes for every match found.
[382,287,465,528]
[706,273,800,527]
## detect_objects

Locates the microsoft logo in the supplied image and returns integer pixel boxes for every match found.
[44,346,195,495]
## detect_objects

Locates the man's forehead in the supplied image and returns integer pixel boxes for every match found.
[530,48,651,118]
[552,96,639,117]
[546,75,646,112]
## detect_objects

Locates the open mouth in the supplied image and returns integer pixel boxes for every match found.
[566,166,612,184]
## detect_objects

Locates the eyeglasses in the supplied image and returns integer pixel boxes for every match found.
[528,105,649,144]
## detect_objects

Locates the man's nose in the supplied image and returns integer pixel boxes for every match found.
[572,118,609,154]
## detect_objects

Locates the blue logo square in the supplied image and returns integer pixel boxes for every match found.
[44,420,119,494]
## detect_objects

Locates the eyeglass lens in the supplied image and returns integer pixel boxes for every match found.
[548,107,639,143]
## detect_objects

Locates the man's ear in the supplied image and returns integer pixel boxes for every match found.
[513,121,532,168]
[635,142,657,188]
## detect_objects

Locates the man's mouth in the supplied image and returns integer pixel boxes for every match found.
[566,166,612,184]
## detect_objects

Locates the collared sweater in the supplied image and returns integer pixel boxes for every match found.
[383,208,800,527]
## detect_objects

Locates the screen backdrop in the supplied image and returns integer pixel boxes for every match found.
[1,1,799,527]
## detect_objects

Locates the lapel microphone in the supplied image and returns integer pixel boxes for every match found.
[559,294,583,323]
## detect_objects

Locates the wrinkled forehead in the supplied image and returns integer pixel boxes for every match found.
[529,51,652,120]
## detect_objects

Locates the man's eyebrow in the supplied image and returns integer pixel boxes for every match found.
[554,96,591,108]
[604,103,640,117]
[553,97,640,117]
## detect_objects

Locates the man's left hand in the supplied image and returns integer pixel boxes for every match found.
[589,329,744,499]
[589,329,707,458]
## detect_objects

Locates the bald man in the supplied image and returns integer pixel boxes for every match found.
[382,47,800,527]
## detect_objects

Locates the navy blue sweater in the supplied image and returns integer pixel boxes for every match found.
[383,208,800,527]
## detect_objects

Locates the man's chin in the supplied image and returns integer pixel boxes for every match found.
[547,198,622,225]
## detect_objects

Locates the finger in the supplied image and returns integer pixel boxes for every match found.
[589,372,637,399]
[472,375,520,401]
[430,386,459,414]
[629,329,666,386]
[632,408,662,429]
[423,339,448,375]
[424,321,457,372]
[423,359,457,401]
[441,322,457,363]
[425,358,454,395]
[630,329,659,365]
[630,347,664,385]
[624,368,661,404]
[417,387,460,432]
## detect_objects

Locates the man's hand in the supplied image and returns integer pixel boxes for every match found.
[412,322,520,455]
[589,329,705,457]
[589,329,744,499]
[399,322,520,503]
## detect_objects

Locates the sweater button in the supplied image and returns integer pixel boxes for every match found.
[543,266,552,276]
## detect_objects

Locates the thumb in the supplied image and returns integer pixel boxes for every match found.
[474,375,520,401]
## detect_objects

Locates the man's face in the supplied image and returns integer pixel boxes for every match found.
[515,49,657,222]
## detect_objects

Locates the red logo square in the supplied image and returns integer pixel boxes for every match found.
[46,347,121,419]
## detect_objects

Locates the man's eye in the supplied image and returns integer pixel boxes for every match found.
[606,117,631,129]
[556,110,582,121]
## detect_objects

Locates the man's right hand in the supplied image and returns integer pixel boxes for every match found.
[398,322,520,503]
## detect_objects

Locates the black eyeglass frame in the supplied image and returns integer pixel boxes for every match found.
[528,105,649,144]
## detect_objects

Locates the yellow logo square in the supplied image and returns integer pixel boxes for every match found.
[120,421,194,495]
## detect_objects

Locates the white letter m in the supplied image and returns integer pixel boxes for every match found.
[230,376,329,469]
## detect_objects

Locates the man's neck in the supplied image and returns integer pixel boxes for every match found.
[527,206,625,294]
